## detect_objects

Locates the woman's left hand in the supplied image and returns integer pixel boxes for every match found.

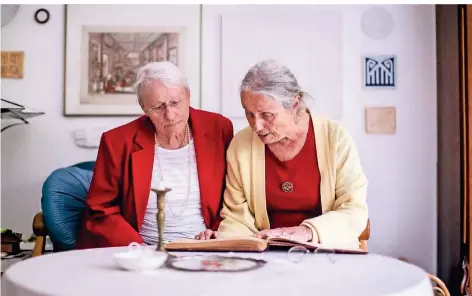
[255,225,314,242]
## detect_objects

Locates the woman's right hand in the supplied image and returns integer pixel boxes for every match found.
[195,229,219,240]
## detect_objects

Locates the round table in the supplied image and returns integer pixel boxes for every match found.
[2,247,434,296]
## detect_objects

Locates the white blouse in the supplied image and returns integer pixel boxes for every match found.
[139,139,207,244]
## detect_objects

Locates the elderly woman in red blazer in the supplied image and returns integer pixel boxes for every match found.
[75,61,233,249]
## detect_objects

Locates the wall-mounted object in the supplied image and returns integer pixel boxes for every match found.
[1,51,24,79]
[73,126,111,148]
[361,6,395,40]
[364,106,396,134]
[34,8,50,24]
[1,4,20,27]
[1,99,45,132]
[63,5,200,116]
[363,55,396,88]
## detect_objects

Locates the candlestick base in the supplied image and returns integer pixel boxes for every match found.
[150,187,172,252]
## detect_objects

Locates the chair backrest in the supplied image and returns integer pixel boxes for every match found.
[358,219,370,251]
[41,161,95,250]
[359,219,370,240]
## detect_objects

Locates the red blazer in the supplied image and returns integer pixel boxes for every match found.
[75,108,234,249]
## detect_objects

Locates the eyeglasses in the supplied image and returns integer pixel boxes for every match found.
[144,100,183,115]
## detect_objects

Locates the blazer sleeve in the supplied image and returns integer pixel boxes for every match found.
[301,124,368,247]
[211,117,235,230]
[80,133,144,247]
[217,140,259,237]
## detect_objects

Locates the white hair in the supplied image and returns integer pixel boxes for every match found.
[240,59,311,110]
[135,61,188,107]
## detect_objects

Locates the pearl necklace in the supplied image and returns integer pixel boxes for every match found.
[154,123,191,217]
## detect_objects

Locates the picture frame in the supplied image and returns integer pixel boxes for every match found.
[364,106,396,134]
[63,4,201,116]
[362,55,397,89]
[1,51,24,79]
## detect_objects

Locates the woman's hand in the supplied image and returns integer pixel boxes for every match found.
[255,225,315,242]
[195,229,220,240]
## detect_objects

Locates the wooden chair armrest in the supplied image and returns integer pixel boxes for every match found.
[358,219,370,252]
[428,274,450,296]
[33,212,47,236]
[359,219,370,241]
[399,258,450,295]
[32,212,47,257]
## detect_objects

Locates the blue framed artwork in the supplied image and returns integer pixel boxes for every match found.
[362,55,397,88]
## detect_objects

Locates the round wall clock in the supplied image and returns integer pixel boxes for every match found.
[34,8,50,24]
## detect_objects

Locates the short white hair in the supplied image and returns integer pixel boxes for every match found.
[135,61,188,106]
[240,59,310,110]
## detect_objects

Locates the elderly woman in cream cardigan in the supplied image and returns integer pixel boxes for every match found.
[197,60,368,248]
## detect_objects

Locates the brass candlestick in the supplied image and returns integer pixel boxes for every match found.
[150,187,171,251]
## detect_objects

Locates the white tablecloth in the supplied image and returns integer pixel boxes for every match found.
[2,247,434,296]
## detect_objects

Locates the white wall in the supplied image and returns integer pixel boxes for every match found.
[1,4,437,273]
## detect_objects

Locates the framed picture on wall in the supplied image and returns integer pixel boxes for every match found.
[63,4,201,116]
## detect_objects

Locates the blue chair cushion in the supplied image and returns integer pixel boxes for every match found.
[41,161,95,250]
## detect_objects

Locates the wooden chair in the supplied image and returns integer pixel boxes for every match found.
[398,257,450,296]
[32,212,47,257]
[428,274,450,296]
[32,161,95,257]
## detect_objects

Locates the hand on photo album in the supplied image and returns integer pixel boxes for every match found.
[195,225,315,243]
[254,225,315,242]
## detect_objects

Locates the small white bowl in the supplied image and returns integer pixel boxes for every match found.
[113,243,167,272]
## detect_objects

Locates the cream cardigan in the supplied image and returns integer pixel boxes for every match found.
[217,113,369,247]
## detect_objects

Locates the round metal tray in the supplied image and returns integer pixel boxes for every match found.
[165,254,266,272]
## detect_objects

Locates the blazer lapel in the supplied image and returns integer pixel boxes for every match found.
[190,108,215,228]
[131,117,155,230]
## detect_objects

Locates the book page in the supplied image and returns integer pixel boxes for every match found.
[268,237,367,254]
